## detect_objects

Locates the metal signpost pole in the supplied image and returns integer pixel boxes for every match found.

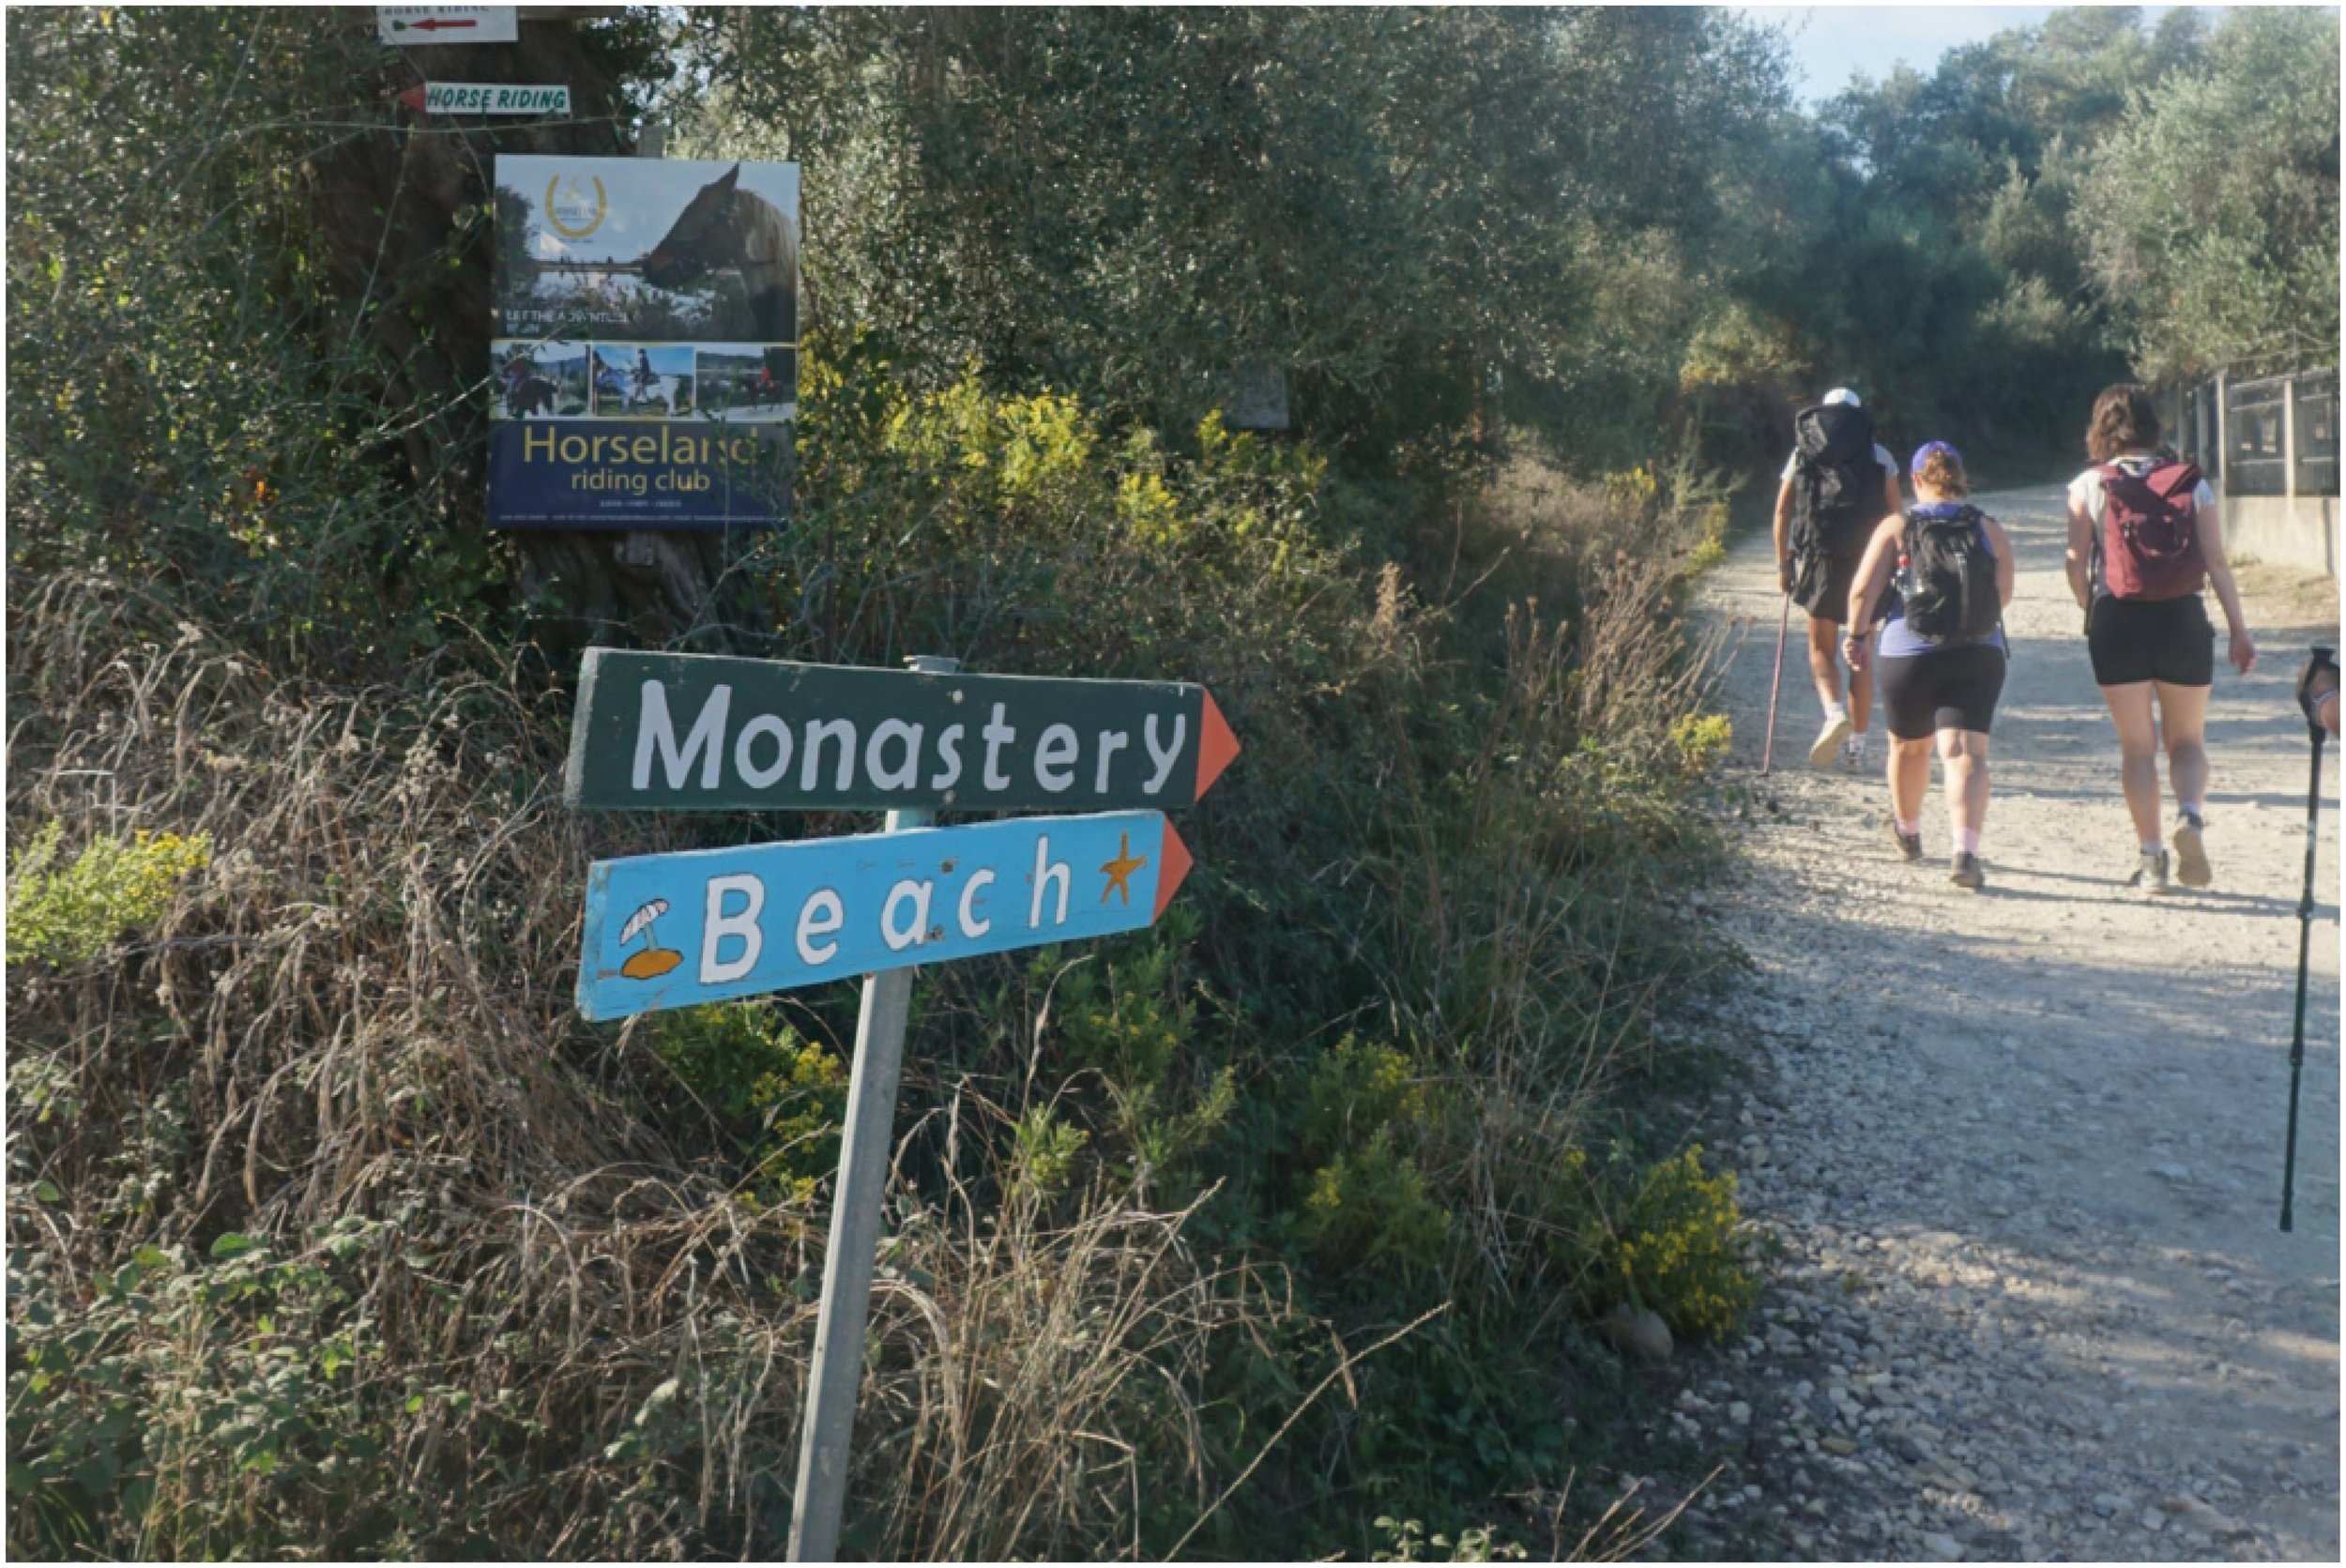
[787,654,957,1562]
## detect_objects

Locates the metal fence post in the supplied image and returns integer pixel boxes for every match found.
[786,654,959,1562]
[2215,370,2231,498]
[2284,370,2299,502]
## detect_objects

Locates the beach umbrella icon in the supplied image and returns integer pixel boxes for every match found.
[619,897,684,980]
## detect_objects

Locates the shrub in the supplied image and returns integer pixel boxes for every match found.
[1668,712,1733,777]
[1572,1146,1760,1343]
[648,1002,848,1205]
[7,1222,390,1559]
[6,822,209,967]
[1297,1128,1450,1273]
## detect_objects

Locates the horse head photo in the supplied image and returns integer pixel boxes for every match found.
[505,374,557,419]
[639,163,799,342]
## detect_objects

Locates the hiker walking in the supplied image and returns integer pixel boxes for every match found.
[2063,384,2256,894]
[1844,442,2014,891]
[1775,388,1905,769]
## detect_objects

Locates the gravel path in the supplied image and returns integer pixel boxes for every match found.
[1684,484,2341,1560]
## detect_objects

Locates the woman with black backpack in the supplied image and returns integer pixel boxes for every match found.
[1844,442,2016,891]
[2064,384,2255,894]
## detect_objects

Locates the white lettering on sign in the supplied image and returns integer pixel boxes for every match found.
[1029,835,1071,928]
[796,889,845,965]
[957,869,995,937]
[1033,724,1078,793]
[734,715,794,789]
[1094,729,1129,793]
[635,681,731,791]
[378,8,519,46]
[614,677,1206,806]
[879,880,933,951]
[421,82,571,115]
[1141,713,1187,795]
[701,875,765,983]
[866,720,923,792]
[929,724,965,791]
[982,703,1017,791]
[801,719,857,793]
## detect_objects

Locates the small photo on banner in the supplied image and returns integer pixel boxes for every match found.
[489,155,800,529]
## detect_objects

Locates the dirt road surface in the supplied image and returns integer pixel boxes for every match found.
[1689,483,2340,1560]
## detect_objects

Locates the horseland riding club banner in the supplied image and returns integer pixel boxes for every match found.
[489,156,799,528]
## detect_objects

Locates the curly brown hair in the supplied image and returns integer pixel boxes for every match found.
[1918,447,1969,497]
[2086,384,2160,462]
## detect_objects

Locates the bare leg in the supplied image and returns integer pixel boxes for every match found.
[1890,736,1932,825]
[1806,616,1846,712]
[1938,728,1992,838]
[2156,680,2212,812]
[1849,656,1874,738]
[2100,681,2162,844]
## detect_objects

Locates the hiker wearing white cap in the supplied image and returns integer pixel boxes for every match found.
[1775,388,1905,770]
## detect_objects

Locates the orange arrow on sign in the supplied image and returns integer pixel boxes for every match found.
[1196,691,1241,801]
[1153,817,1193,921]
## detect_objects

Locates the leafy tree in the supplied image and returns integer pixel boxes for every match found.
[682,7,1793,471]
[2076,6,2340,379]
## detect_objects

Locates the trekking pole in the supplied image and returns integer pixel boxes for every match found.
[1760,587,1791,777]
[2280,643,2336,1233]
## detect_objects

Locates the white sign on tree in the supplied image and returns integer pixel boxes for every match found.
[376,8,519,45]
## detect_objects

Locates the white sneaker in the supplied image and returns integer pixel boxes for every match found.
[1809,713,1853,769]
[1842,738,1869,772]
[2172,815,2212,889]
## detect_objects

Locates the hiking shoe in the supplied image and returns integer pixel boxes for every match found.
[2129,847,2171,896]
[1887,818,1924,862]
[1809,713,1853,769]
[1842,738,1869,773]
[2172,815,2212,889]
[1949,851,1985,891]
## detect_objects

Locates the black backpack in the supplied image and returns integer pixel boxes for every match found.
[1897,506,2002,644]
[1790,403,1884,553]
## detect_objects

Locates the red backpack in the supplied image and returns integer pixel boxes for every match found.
[2097,459,2206,601]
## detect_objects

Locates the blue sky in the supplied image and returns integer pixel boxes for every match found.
[1737,6,2214,104]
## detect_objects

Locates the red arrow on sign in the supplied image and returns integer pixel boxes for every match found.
[401,17,479,30]
[1152,818,1194,921]
[1195,691,1240,801]
[395,84,428,111]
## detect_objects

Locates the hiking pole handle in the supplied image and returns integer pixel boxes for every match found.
[2299,644,2338,742]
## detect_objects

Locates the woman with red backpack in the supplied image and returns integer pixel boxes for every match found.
[2064,384,2256,894]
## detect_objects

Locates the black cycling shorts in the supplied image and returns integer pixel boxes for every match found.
[1877,645,2007,739]
[2087,594,2214,688]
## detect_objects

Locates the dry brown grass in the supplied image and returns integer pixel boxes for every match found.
[5,568,1302,1560]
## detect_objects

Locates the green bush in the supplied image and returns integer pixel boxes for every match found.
[7,1222,392,1559]
[649,1002,848,1205]
[6,822,210,967]
[1571,1145,1760,1343]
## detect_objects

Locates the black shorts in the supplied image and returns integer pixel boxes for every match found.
[1877,645,2007,739]
[1792,543,1865,623]
[2087,594,2214,688]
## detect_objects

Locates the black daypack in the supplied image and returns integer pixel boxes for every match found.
[1790,403,1883,553]
[1897,506,2001,644]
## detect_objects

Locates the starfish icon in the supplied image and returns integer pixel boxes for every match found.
[1099,832,1149,906]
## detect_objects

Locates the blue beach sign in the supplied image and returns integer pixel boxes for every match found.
[576,810,1193,1020]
